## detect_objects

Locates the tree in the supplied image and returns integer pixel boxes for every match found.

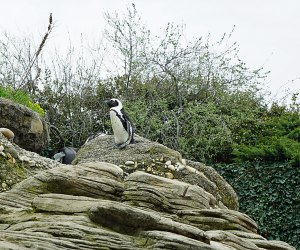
[104,4,151,98]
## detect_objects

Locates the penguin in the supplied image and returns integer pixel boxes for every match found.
[53,147,76,164]
[105,98,134,148]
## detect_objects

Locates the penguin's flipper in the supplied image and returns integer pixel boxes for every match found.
[125,118,134,143]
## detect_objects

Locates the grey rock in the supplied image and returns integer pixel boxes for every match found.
[176,209,257,233]
[177,159,239,210]
[75,134,183,167]
[206,230,260,250]
[0,134,296,250]
[33,194,100,213]
[0,97,48,153]
[249,239,296,250]
[74,134,238,210]
[0,133,60,194]
[124,171,218,212]
[140,231,217,250]
[89,199,210,243]
[228,230,266,240]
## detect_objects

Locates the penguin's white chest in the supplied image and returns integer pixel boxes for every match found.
[110,110,129,144]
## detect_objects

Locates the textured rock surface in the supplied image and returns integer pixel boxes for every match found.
[0,133,59,193]
[0,134,296,249]
[74,134,238,210]
[0,97,48,153]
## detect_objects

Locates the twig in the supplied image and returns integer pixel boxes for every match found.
[19,13,53,89]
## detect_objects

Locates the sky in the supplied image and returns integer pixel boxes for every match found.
[0,0,299,103]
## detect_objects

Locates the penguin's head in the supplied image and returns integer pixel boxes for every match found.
[53,151,66,162]
[105,98,123,109]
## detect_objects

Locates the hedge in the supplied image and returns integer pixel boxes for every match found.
[214,162,300,249]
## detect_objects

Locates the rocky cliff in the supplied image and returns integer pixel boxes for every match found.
[0,133,296,249]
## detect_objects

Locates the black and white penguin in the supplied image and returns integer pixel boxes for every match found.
[105,98,134,148]
[53,147,77,164]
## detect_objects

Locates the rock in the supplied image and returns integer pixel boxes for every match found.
[176,160,239,210]
[228,230,266,240]
[0,134,296,250]
[206,230,260,250]
[89,199,210,243]
[4,146,19,159]
[249,239,296,250]
[33,194,100,213]
[0,98,48,153]
[74,134,183,167]
[165,172,174,179]
[0,128,14,141]
[167,164,175,171]
[176,209,257,233]
[165,160,172,166]
[125,160,135,166]
[1,182,7,190]
[175,161,185,171]
[0,133,60,193]
[140,231,215,250]
[73,134,238,210]
[124,171,218,212]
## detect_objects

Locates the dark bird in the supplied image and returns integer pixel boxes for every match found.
[53,147,76,164]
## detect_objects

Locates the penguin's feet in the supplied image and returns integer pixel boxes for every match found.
[113,143,126,149]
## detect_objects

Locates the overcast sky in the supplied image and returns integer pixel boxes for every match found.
[0,0,299,103]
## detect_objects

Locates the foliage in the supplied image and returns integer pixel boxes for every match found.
[127,98,235,163]
[0,86,44,116]
[214,162,300,249]
[178,101,233,163]
[123,83,267,164]
[233,103,300,166]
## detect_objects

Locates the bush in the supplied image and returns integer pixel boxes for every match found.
[178,101,233,163]
[126,88,266,164]
[0,86,44,116]
[214,162,300,249]
[233,103,300,166]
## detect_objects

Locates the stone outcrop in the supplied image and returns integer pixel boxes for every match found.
[0,133,296,250]
[0,98,48,153]
[74,134,239,211]
[0,133,60,193]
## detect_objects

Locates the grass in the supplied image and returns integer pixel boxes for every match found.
[0,86,44,116]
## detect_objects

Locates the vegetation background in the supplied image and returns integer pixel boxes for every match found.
[0,7,299,248]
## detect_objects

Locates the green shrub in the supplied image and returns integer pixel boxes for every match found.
[0,86,44,116]
[178,101,233,163]
[233,104,300,166]
[127,92,265,164]
[214,162,300,249]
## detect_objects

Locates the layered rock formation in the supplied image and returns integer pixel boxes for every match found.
[0,98,48,153]
[0,133,296,249]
